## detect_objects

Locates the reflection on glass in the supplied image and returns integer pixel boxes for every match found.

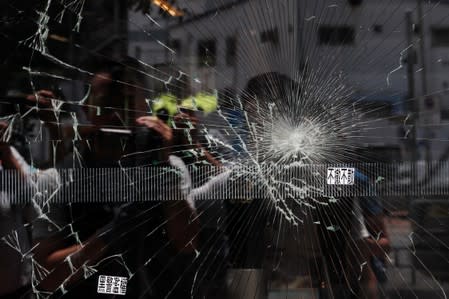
[1,0,449,298]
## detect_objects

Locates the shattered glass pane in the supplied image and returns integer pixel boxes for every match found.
[1,0,449,298]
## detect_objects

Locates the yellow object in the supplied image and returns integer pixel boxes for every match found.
[181,92,218,114]
[152,93,178,117]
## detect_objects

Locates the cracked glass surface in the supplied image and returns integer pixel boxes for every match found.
[1,0,449,298]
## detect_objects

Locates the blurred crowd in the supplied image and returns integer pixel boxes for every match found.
[0,57,232,299]
[0,59,390,299]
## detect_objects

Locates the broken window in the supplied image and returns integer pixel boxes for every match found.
[0,1,449,298]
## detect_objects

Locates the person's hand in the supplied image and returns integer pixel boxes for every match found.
[25,89,55,107]
[136,116,173,142]
[173,111,199,128]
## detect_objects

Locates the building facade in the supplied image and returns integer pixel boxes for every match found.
[128,0,449,161]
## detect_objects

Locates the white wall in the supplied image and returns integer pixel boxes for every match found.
[128,0,449,158]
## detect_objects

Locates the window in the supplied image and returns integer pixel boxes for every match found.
[441,109,449,120]
[413,24,421,35]
[348,0,363,6]
[372,24,383,33]
[197,39,216,67]
[226,37,237,66]
[134,46,141,60]
[168,39,181,53]
[260,28,279,45]
[432,27,449,47]
[318,26,355,45]
[355,101,393,118]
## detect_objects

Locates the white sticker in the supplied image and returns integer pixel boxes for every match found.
[97,275,127,296]
[327,168,355,185]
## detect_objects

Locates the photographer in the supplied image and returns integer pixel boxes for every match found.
[0,119,60,299]
[0,121,33,299]
[30,65,133,296]
[30,62,201,298]
[347,171,390,299]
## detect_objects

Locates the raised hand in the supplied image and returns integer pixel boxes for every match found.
[136,116,173,143]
